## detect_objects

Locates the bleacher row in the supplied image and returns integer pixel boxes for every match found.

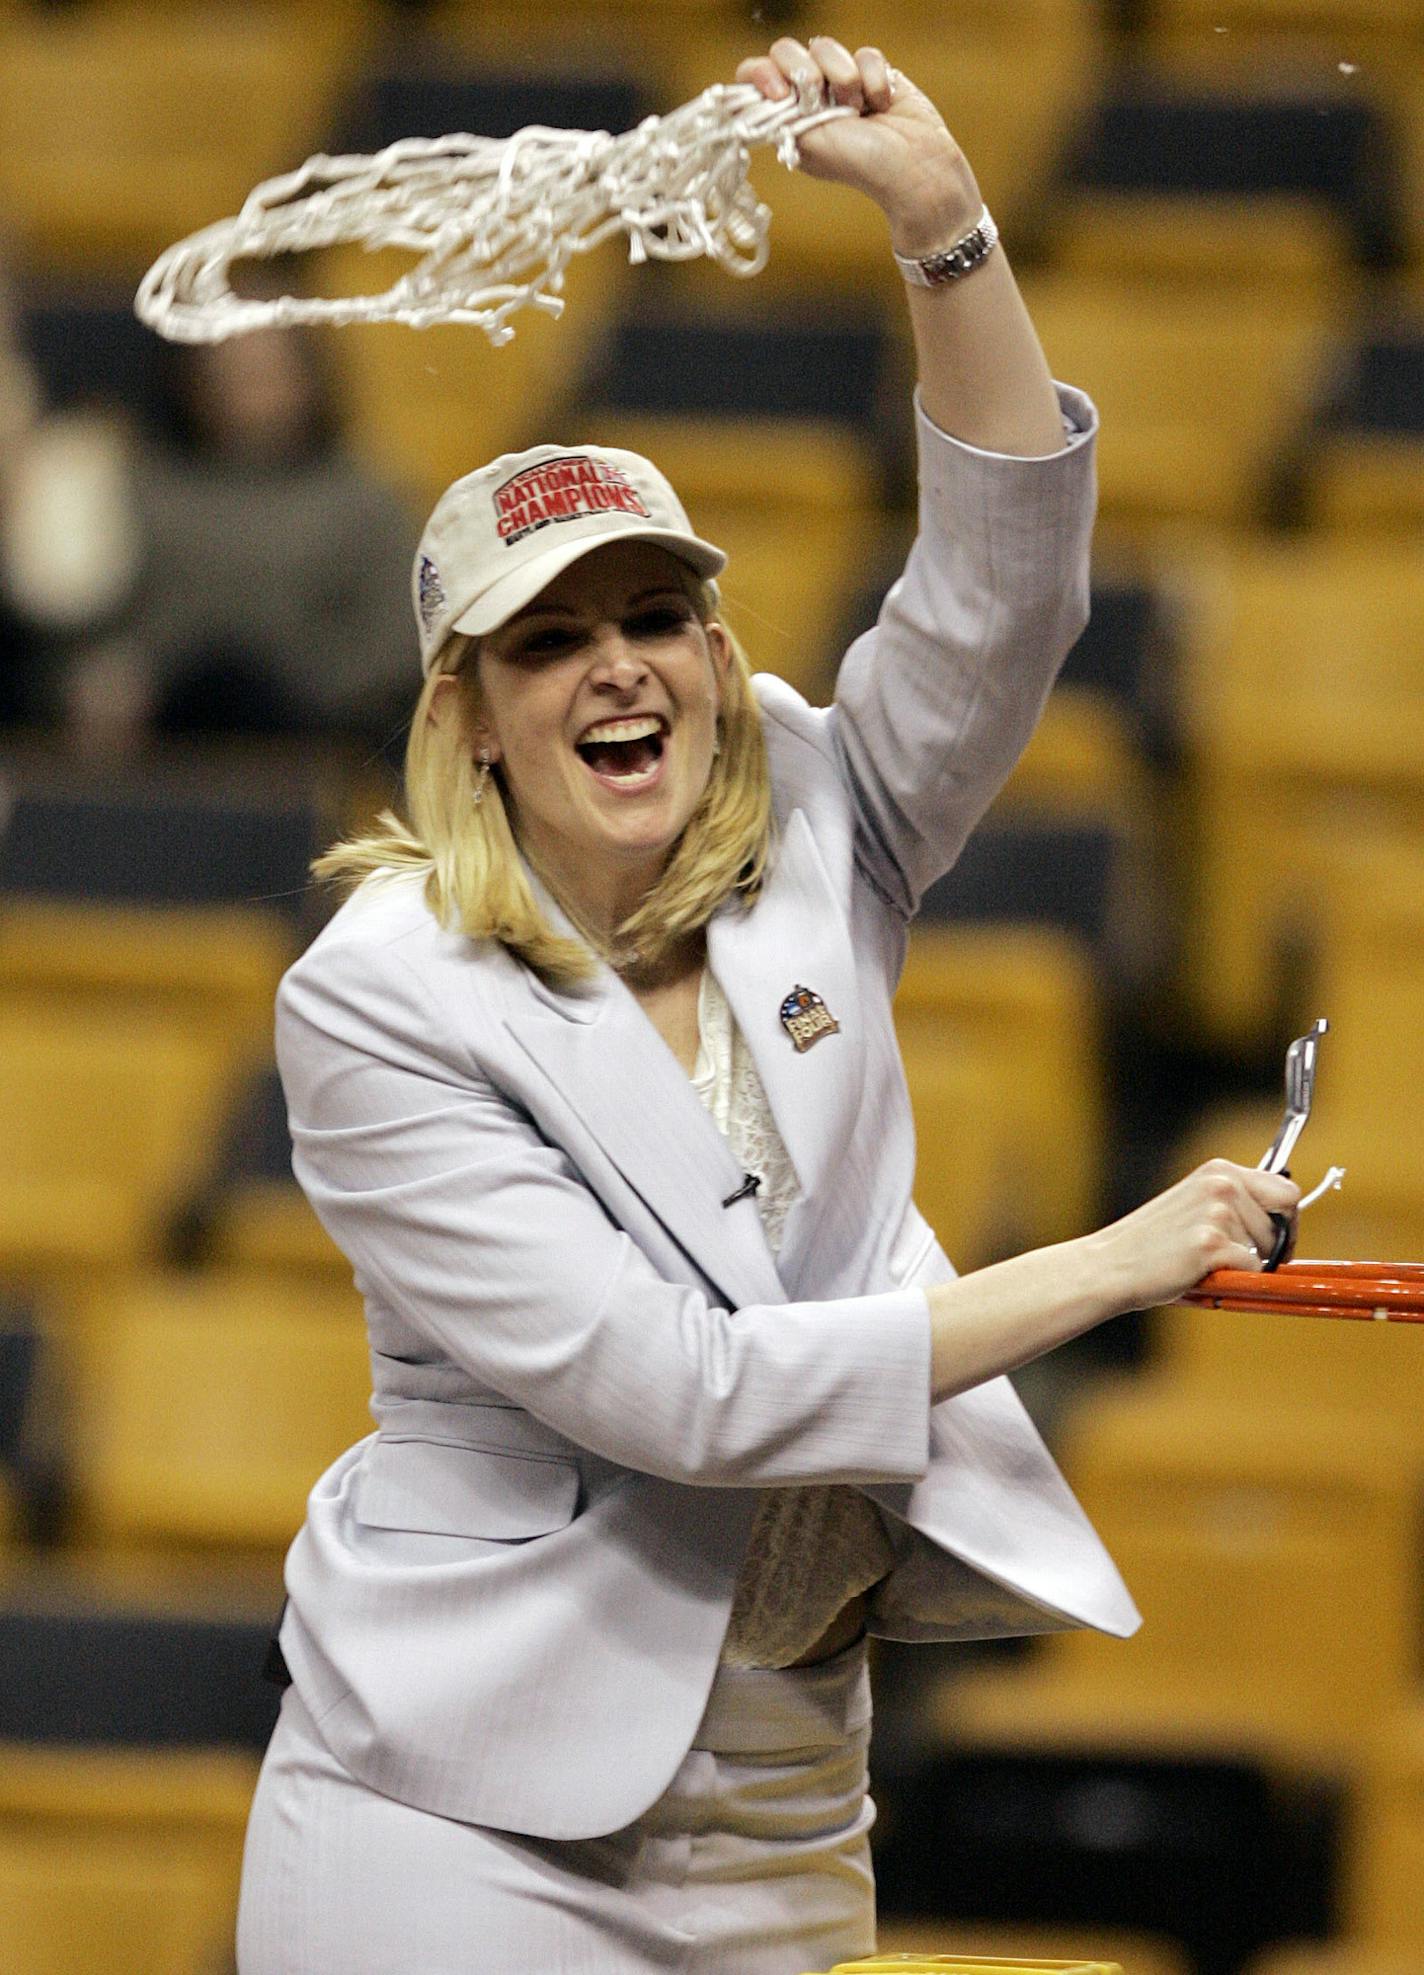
[1,2,1423,1972]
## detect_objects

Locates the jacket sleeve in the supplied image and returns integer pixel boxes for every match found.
[277,926,933,1491]
[832,382,1097,917]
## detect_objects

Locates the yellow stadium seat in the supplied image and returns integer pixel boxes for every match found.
[0,1741,257,1975]
[1019,274,1337,537]
[1051,193,1348,297]
[1138,4,1424,282]
[1179,538,1424,1046]
[427,0,760,90]
[318,245,627,509]
[65,1267,371,1557]
[206,1177,350,1280]
[0,899,291,1066]
[896,925,1105,1260]
[1295,841,1424,1245]
[892,1014,1040,1276]
[0,9,371,273]
[1340,1701,1424,1949]
[0,1001,245,1287]
[1312,432,1424,533]
[877,1918,1190,1974]
[1000,691,1153,824]
[578,413,881,700]
[937,1393,1423,1775]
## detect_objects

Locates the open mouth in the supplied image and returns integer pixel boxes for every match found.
[574,715,668,789]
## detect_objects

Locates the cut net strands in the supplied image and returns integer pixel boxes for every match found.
[134,82,856,347]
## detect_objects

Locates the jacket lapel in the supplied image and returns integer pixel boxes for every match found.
[707,809,865,1262]
[498,812,862,1312]
[501,955,789,1315]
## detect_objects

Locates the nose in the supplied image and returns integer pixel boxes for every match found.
[587,625,647,693]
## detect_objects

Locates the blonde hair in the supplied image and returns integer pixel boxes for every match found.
[314,580,773,988]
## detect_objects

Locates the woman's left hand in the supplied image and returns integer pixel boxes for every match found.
[734,36,982,256]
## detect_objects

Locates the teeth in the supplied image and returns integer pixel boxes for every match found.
[578,716,663,746]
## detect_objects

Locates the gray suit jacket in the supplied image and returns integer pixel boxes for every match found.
[274,386,1140,1841]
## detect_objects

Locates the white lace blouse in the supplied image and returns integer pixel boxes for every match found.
[690,968,898,1668]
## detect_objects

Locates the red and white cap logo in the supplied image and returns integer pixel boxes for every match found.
[494,456,653,546]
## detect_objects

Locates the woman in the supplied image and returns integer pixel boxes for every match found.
[237,36,1299,1975]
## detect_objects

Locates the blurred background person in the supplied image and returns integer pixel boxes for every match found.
[2,258,418,759]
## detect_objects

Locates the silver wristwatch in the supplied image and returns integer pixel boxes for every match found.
[893,207,999,287]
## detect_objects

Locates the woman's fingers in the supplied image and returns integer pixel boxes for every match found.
[1197,1160,1300,1272]
[855,45,896,116]
[767,35,822,97]
[734,54,792,99]
[807,35,865,110]
[736,36,877,112]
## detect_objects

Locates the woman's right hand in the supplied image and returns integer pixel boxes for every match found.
[1084,1158,1302,1315]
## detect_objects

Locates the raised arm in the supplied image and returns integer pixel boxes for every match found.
[739,38,1097,916]
[735,36,1064,455]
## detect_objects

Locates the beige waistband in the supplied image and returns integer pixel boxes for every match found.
[691,1635,871,1756]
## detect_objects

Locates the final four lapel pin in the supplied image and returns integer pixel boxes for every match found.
[779,984,839,1053]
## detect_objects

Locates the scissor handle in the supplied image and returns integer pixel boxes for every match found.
[1263,1211,1293,1271]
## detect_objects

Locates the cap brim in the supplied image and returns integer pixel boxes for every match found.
[451,526,727,638]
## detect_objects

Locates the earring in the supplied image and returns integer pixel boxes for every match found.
[472,750,492,804]
[711,724,723,759]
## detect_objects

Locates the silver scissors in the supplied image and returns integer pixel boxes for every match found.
[1257,1017,1328,1270]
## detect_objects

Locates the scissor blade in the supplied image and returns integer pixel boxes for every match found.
[1259,1018,1329,1175]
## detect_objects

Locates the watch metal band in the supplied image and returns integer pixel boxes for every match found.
[893,207,999,287]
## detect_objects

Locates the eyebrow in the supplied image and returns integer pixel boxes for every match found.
[512,585,688,624]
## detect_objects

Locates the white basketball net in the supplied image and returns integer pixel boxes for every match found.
[134,81,853,346]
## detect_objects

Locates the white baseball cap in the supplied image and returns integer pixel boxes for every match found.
[411,441,727,673]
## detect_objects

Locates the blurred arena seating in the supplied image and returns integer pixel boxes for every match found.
[1055,72,1405,272]
[61,1267,369,1562]
[0,1742,259,1975]
[0,2,1420,1970]
[936,1394,1423,1771]
[1142,0,1424,79]
[1021,273,1338,537]
[177,1062,350,1279]
[0,5,374,276]
[1178,536,1424,1046]
[895,925,1106,1266]
[1340,1702,1424,1952]
[1307,318,1424,528]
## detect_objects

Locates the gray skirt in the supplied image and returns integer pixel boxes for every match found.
[236,1638,877,1974]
